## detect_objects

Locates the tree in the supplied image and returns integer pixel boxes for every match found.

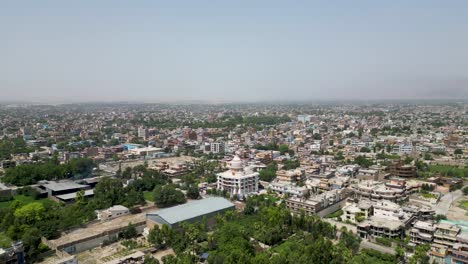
[259,162,277,182]
[454,149,463,155]
[93,177,125,209]
[143,255,160,264]
[463,186,468,195]
[120,223,138,239]
[409,244,430,264]
[360,147,371,153]
[278,144,290,155]
[14,202,45,225]
[153,185,186,208]
[148,225,164,248]
[186,185,200,200]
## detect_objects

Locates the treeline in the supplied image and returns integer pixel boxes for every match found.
[146,115,291,130]
[0,137,36,159]
[145,194,397,264]
[2,158,96,186]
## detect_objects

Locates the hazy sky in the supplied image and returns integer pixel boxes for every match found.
[1,1,467,102]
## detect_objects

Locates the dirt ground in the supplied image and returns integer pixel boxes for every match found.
[447,195,468,221]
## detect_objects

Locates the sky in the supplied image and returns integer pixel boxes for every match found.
[1,0,467,103]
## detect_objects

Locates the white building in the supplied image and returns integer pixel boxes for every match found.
[297,115,312,123]
[138,127,149,140]
[217,155,259,197]
[96,205,130,222]
[210,142,225,154]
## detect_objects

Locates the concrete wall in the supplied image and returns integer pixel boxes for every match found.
[317,199,348,218]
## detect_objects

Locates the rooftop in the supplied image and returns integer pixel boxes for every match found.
[55,189,94,201]
[147,197,234,225]
[40,181,89,192]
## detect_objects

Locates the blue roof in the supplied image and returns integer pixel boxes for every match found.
[147,197,234,225]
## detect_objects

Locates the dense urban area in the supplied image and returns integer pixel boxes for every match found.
[0,102,466,264]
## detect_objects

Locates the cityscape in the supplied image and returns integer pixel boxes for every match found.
[1,1,468,264]
[0,102,465,263]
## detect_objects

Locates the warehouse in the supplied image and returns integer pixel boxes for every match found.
[146,197,234,229]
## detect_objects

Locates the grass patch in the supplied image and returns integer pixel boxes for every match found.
[325,209,343,218]
[459,200,468,211]
[143,191,155,202]
[0,195,56,209]
[0,232,12,248]
[421,193,437,199]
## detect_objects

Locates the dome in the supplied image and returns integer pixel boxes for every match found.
[229,155,243,170]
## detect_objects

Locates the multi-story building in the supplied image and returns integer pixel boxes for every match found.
[433,223,460,249]
[217,155,259,197]
[286,189,350,216]
[275,169,304,184]
[389,161,416,178]
[210,142,225,154]
[341,200,373,224]
[352,180,407,202]
[410,221,435,246]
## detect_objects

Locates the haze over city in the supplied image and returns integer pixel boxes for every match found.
[1,0,468,103]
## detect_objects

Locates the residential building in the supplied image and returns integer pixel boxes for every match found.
[410,221,436,246]
[97,205,130,222]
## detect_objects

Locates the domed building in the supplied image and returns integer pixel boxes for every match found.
[216,155,259,197]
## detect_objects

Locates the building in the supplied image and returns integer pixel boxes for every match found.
[433,223,460,249]
[357,217,406,239]
[410,221,436,246]
[341,200,373,224]
[275,169,304,184]
[268,181,307,197]
[297,115,312,123]
[352,180,407,202]
[38,181,90,197]
[286,189,350,217]
[389,161,416,178]
[55,189,94,204]
[357,200,413,239]
[146,197,234,229]
[43,214,146,254]
[96,205,130,222]
[210,142,225,154]
[217,156,259,197]
[138,127,149,140]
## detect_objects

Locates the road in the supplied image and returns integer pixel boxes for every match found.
[361,240,395,255]
[435,190,463,215]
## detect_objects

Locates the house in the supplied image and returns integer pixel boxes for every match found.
[97,205,130,222]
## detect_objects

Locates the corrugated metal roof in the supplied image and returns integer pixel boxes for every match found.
[147,197,234,225]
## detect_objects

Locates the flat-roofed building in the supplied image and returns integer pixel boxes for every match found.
[341,200,373,224]
[43,214,146,254]
[97,205,130,222]
[146,197,234,229]
[38,180,90,197]
[433,223,460,249]
[410,221,435,246]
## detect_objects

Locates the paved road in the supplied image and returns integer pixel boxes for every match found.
[435,190,463,215]
[361,240,395,255]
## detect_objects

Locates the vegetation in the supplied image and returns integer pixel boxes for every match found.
[0,137,35,159]
[282,159,300,170]
[153,185,186,208]
[2,158,96,186]
[145,195,397,264]
[259,162,277,182]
